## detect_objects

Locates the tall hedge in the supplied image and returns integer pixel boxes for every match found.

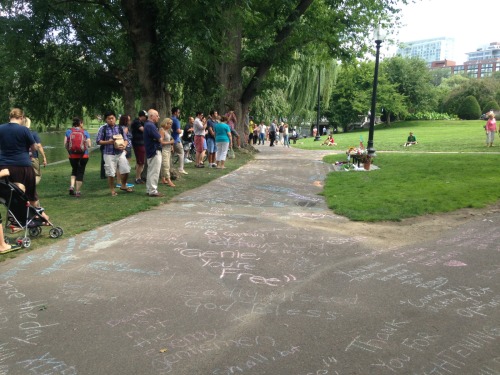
[483,99,500,113]
[458,95,482,120]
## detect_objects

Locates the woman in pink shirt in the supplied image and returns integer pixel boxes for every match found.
[485,111,497,147]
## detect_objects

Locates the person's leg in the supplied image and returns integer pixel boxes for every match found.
[74,158,88,196]
[69,158,78,195]
[0,218,12,253]
[103,154,117,195]
[117,152,132,190]
[147,152,162,195]
[175,142,186,173]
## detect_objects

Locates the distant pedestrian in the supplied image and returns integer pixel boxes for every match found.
[193,111,207,168]
[206,110,218,168]
[22,117,47,185]
[486,111,497,147]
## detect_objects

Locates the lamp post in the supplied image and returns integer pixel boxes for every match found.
[314,67,322,141]
[367,25,385,157]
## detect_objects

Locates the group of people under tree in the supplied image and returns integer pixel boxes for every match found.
[66,107,235,198]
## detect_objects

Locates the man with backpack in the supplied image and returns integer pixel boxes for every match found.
[96,110,133,196]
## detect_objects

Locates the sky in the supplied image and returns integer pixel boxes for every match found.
[389,0,498,63]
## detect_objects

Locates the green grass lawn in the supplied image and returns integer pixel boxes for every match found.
[1,148,254,260]
[314,120,500,221]
[294,120,490,152]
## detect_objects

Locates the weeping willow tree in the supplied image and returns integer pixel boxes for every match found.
[250,53,339,128]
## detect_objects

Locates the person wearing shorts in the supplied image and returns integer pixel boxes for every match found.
[96,111,132,196]
[206,110,218,167]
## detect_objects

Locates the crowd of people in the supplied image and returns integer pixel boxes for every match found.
[247,118,294,147]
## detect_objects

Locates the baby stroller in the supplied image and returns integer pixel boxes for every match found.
[0,180,63,248]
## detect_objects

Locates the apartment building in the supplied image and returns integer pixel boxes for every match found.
[396,37,455,64]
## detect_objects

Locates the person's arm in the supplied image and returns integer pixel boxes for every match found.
[37,143,47,166]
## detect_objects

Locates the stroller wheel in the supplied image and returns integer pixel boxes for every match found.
[49,228,60,238]
[29,227,41,237]
[21,237,31,248]
[55,227,64,237]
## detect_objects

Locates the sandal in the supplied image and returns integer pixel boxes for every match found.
[120,187,134,193]
[111,191,118,197]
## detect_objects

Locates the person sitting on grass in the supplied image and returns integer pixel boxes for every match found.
[404,132,418,147]
[322,135,337,146]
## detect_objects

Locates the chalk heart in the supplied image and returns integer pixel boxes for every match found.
[444,260,467,267]
[85,240,120,253]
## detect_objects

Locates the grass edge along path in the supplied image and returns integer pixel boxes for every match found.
[0,148,255,261]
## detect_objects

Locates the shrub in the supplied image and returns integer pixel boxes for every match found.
[482,99,500,113]
[457,95,481,120]
[405,112,455,121]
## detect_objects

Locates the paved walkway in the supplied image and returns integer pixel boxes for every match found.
[1,145,499,374]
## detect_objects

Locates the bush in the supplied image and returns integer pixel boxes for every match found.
[405,112,455,121]
[457,95,481,120]
[482,99,500,113]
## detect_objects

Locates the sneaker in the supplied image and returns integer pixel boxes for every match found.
[75,192,81,198]
[69,187,75,196]
[195,164,205,168]
[135,178,144,184]
[184,159,193,163]
[148,192,165,197]
[179,170,188,175]
[211,163,217,168]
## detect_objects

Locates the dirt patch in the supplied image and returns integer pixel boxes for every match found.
[331,202,500,249]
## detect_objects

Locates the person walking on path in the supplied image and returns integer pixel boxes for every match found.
[23,117,47,185]
[485,111,497,147]
[143,109,164,197]
[171,107,188,175]
[96,110,132,196]
[64,117,91,197]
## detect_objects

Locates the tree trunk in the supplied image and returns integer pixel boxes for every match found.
[121,0,167,117]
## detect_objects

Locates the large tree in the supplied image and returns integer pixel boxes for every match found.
[0,0,407,129]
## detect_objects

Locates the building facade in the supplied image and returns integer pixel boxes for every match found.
[396,37,455,64]
[431,42,500,78]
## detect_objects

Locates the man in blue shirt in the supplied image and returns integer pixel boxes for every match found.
[96,110,132,196]
[143,109,163,197]
[171,107,188,175]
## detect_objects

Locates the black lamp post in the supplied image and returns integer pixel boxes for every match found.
[314,67,322,141]
[367,25,386,157]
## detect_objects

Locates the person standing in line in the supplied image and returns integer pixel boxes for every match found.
[0,108,38,207]
[64,117,91,197]
[485,111,497,147]
[22,117,47,185]
[96,110,132,196]
[278,122,284,145]
[258,120,266,145]
[130,110,147,184]
[225,110,240,148]
[248,116,255,145]
[117,114,132,187]
[206,110,218,168]
[214,115,232,169]
[143,109,164,197]
[182,116,194,164]
[171,107,188,175]
[159,118,175,187]
[193,111,207,168]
